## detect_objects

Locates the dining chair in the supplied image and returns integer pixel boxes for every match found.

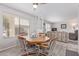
[47,38,57,56]
[35,37,57,56]
[18,35,27,52]
[18,35,43,56]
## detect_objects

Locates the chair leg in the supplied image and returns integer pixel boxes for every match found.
[21,51,38,56]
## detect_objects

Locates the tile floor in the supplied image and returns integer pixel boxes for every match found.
[0,41,78,56]
[66,49,79,56]
[0,46,21,56]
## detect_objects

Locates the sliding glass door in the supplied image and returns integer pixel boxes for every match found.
[19,18,29,37]
[3,15,16,37]
[3,14,29,38]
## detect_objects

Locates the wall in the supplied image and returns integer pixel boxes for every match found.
[0,15,3,38]
[78,26,79,54]
[52,19,79,33]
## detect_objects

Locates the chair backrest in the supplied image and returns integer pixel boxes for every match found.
[61,31,69,42]
[47,31,52,38]
[47,31,57,39]
[48,38,57,56]
[48,37,57,49]
[18,36,26,51]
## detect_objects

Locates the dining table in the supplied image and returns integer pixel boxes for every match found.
[18,35,56,56]
[18,35,50,46]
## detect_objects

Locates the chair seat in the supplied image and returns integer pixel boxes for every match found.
[40,43,48,46]
[40,44,49,48]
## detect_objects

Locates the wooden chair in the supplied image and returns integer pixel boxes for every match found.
[18,35,43,56]
[17,35,27,51]
[34,37,57,56]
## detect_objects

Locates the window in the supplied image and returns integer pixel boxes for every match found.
[46,23,51,32]
[3,14,29,38]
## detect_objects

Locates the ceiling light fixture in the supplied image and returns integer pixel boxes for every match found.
[33,3,38,9]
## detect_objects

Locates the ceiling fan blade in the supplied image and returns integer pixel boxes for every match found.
[39,3,47,5]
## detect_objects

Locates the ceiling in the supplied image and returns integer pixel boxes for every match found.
[1,3,79,22]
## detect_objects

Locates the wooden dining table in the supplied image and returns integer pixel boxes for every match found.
[18,35,50,45]
[28,37,50,46]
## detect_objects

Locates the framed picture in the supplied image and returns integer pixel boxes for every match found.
[61,24,67,29]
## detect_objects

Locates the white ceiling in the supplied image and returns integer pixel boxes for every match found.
[1,3,79,22]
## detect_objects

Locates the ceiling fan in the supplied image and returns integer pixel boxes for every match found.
[33,3,46,9]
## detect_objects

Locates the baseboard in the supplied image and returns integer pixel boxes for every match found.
[0,45,18,52]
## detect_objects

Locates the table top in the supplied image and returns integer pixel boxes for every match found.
[18,35,50,44]
[27,37,50,43]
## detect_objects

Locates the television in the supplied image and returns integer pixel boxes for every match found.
[51,28,57,31]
